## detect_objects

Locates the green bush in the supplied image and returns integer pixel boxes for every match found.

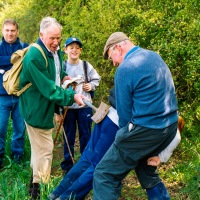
[0,0,199,199]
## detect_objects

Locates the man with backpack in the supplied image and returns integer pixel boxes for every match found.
[19,17,85,200]
[0,19,29,168]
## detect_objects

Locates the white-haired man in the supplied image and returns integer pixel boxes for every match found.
[19,17,85,200]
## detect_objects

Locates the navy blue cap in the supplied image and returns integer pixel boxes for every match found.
[64,37,83,47]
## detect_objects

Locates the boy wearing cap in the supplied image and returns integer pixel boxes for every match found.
[60,37,100,173]
[92,32,178,200]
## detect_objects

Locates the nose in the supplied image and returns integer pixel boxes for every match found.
[113,61,118,67]
[53,39,59,45]
[53,38,61,45]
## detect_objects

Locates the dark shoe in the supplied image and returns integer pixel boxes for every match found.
[62,166,73,176]
[11,154,22,164]
[31,183,40,200]
[28,175,33,195]
[60,160,73,172]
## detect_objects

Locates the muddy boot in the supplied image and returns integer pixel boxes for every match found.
[28,175,33,195]
[31,183,40,200]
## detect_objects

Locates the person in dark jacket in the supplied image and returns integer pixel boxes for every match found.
[0,19,29,168]
[19,17,85,200]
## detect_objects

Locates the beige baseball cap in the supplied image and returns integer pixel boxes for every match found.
[103,32,129,59]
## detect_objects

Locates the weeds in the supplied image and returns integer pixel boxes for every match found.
[0,115,199,199]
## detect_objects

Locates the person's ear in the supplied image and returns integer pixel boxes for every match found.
[115,44,121,51]
[115,45,121,54]
[39,32,43,39]
[63,47,68,54]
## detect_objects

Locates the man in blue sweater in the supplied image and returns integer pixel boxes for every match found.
[93,32,178,200]
[0,19,28,168]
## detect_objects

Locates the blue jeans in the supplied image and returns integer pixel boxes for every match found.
[61,107,93,171]
[0,95,25,156]
[51,116,119,200]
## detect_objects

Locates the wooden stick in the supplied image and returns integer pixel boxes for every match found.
[53,82,77,163]
[54,106,68,145]
[62,126,75,164]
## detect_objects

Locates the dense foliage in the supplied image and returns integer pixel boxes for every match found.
[0,0,199,106]
[0,0,199,199]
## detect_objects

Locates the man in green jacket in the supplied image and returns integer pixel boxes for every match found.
[19,16,84,200]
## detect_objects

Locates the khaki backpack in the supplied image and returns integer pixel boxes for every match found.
[3,43,47,96]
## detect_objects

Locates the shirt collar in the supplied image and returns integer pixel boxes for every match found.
[124,46,140,60]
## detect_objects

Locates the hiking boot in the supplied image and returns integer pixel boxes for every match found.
[31,183,40,200]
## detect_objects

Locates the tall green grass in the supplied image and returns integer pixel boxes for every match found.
[0,117,199,199]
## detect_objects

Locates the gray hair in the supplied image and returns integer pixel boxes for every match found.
[40,16,62,33]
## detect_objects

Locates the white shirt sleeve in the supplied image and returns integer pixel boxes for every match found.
[158,129,181,163]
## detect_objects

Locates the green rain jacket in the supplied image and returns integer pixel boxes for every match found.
[19,39,75,129]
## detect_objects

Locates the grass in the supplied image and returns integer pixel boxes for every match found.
[0,118,199,200]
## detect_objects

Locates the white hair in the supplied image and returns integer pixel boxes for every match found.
[40,16,62,33]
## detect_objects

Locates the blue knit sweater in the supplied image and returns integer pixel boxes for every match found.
[0,37,28,95]
[115,46,178,129]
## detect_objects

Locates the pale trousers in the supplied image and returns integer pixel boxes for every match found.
[25,123,54,183]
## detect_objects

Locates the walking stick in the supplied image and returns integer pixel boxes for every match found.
[54,82,77,163]
[62,126,75,164]
[54,106,68,145]
[54,82,77,145]
[53,106,75,164]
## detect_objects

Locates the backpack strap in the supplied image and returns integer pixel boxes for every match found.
[83,60,89,83]
[83,60,95,98]
[16,82,32,96]
[32,43,48,67]
[16,43,48,96]
[63,60,67,71]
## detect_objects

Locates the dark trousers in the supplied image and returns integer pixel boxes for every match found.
[93,122,177,200]
[61,107,93,171]
[52,115,119,200]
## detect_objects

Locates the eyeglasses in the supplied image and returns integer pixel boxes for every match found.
[108,46,116,61]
